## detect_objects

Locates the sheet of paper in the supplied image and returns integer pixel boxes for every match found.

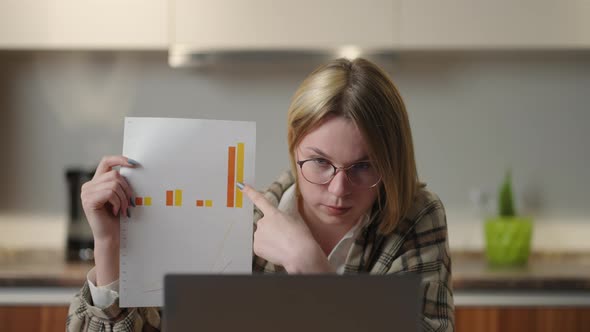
[119,117,256,307]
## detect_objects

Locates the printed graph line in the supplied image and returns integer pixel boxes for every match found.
[142,280,162,293]
[143,287,163,293]
[220,259,233,273]
[211,218,238,271]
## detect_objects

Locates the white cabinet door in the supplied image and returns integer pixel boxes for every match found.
[399,0,590,49]
[172,0,399,52]
[0,0,167,49]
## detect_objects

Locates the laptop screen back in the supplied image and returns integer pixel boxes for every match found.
[164,274,421,332]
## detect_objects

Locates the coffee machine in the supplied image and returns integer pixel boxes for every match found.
[65,168,96,261]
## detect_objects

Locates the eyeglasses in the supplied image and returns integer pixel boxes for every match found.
[296,158,381,189]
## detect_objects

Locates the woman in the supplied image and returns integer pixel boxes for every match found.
[67,58,454,331]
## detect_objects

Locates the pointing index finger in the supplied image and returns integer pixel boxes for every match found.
[239,183,277,215]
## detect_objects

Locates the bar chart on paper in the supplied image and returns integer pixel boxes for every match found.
[129,141,247,210]
[119,117,256,308]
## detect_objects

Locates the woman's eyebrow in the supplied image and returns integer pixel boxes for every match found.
[304,147,369,163]
[305,147,331,158]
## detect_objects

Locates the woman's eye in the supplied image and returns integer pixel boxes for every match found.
[353,162,371,170]
[313,158,330,165]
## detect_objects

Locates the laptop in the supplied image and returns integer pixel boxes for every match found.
[163,274,421,332]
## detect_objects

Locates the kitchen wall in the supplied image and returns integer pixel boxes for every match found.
[0,51,588,250]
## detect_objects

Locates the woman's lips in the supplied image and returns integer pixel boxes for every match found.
[322,205,352,215]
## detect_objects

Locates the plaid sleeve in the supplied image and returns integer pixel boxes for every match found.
[385,199,455,332]
[66,281,161,332]
[252,170,294,274]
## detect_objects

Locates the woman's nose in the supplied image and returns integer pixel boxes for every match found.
[327,170,351,197]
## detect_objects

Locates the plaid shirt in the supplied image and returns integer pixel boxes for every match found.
[67,171,454,332]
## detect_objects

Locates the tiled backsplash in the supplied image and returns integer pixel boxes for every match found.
[1,212,588,252]
[0,51,588,238]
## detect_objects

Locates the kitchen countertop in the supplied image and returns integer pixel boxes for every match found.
[0,249,92,288]
[452,251,590,291]
[2,249,590,306]
[1,249,590,290]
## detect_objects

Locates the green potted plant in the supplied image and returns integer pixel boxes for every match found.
[485,170,533,266]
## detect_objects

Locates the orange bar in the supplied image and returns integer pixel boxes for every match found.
[135,197,143,206]
[227,146,236,207]
[166,190,173,206]
[196,200,204,207]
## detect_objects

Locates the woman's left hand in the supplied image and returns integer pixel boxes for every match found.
[240,183,334,273]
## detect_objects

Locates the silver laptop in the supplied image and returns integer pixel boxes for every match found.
[163,274,421,332]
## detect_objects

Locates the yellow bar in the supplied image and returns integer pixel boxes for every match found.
[144,197,152,206]
[205,200,213,207]
[175,190,183,206]
[236,142,245,208]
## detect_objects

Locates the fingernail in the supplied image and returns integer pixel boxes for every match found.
[236,182,245,190]
[130,197,136,207]
[127,208,131,218]
[127,158,139,166]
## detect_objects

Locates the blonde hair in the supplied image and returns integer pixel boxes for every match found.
[287,58,419,235]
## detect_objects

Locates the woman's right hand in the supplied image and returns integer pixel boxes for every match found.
[81,155,137,245]
[81,156,137,285]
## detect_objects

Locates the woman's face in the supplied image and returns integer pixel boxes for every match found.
[296,115,379,228]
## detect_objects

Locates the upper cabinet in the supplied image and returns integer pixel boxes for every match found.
[398,0,590,49]
[170,0,398,65]
[0,0,167,50]
[170,0,590,66]
[0,0,588,52]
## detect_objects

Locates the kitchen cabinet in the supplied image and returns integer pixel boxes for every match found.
[398,0,590,49]
[2,0,589,53]
[2,250,590,331]
[172,0,398,51]
[169,0,399,66]
[455,307,590,332]
[0,0,167,50]
[1,306,590,331]
[0,306,68,332]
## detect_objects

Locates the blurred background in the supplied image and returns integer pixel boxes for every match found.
[0,1,589,331]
